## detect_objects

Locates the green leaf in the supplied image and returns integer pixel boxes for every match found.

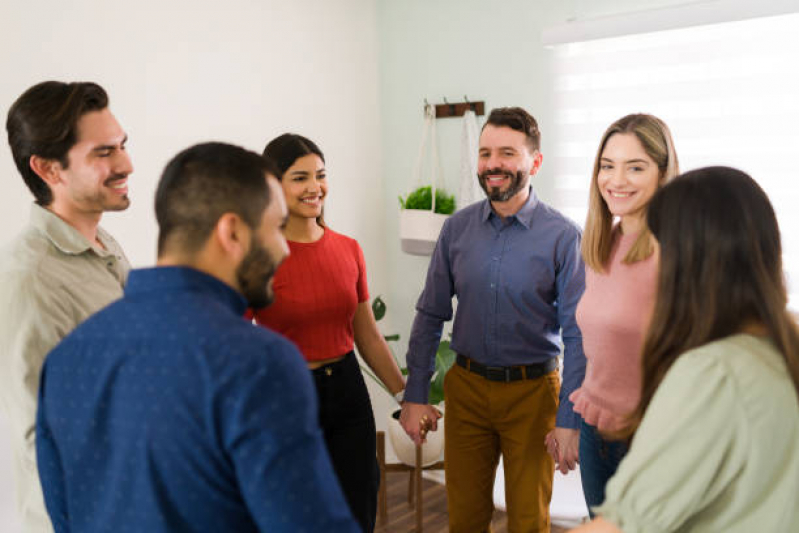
[372,296,386,322]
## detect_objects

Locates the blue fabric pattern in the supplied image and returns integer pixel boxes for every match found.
[36,266,359,533]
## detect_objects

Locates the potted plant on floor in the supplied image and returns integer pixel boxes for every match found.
[360,296,455,466]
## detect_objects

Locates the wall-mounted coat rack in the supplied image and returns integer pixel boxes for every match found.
[425,96,485,118]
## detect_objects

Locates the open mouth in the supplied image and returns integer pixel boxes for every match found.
[608,190,635,198]
[106,178,128,194]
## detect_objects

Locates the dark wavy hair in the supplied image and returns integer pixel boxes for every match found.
[6,81,108,206]
[262,133,326,226]
[626,166,799,436]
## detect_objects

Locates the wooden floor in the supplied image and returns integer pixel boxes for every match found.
[375,471,569,533]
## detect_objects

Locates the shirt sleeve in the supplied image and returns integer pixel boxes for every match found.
[0,272,73,487]
[595,351,744,532]
[36,361,70,532]
[354,240,369,303]
[222,336,360,532]
[554,227,586,429]
[404,219,455,404]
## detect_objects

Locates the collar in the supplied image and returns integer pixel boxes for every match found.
[480,187,539,229]
[125,266,248,316]
[29,203,115,256]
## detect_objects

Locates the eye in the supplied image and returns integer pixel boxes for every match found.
[317,173,327,180]
[600,164,613,171]
[630,166,644,172]
[502,150,515,157]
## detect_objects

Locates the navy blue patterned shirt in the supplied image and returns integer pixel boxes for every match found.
[405,189,587,428]
[36,267,359,533]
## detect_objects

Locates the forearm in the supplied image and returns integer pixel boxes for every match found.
[557,337,586,428]
[356,335,404,395]
[404,309,444,403]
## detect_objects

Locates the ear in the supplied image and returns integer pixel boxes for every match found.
[29,155,63,187]
[213,213,251,262]
[529,151,544,176]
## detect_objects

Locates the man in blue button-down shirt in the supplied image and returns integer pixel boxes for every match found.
[36,142,360,533]
[400,107,586,532]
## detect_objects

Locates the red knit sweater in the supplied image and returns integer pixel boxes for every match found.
[251,228,369,362]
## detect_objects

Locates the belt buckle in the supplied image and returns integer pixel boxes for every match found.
[485,366,510,382]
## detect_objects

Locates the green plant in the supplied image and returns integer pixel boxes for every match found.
[398,186,456,215]
[361,296,455,405]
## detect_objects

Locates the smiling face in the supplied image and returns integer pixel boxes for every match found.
[597,132,661,231]
[477,124,542,203]
[52,108,133,216]
[280,153,327,220]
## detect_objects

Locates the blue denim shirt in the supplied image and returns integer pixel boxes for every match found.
[405,190,586,429]
[36,267,359,533]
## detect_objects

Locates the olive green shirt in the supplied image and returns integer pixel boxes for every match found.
[597,334,799,532]
[0,204,129,532]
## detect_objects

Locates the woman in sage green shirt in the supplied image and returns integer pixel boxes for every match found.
[572,166,799,532]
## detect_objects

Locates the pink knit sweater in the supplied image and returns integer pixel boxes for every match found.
[570,231,658,432]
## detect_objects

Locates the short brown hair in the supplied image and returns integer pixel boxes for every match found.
[483,107,541,152]
[6,81,109,206]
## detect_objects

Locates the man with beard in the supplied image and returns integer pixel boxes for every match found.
[34,143,360,532]
[0,81,132,532]
[400,107,586,532]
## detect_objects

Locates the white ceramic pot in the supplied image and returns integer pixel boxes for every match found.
[387,405,444,467]
[399,209,449,256]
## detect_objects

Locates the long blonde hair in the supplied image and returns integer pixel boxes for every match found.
[582,114,679,271]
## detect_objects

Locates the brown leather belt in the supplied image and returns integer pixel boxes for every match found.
[456,354,558,382]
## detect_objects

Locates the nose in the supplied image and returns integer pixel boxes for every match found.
[115,149,134,176]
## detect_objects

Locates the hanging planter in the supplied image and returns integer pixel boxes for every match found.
[399,104,455,256]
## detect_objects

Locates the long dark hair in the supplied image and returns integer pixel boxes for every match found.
[627,166,799,434]
[263,133,326,227]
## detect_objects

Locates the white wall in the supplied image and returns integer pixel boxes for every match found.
[0,0,385,528]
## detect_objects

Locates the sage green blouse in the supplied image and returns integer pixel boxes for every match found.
[597,334,799,532]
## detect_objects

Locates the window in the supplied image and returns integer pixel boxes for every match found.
[549,12,799,310]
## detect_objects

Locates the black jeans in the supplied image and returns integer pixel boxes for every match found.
[313,351,379,533]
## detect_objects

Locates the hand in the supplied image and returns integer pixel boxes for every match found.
[544,427,580,474]
[399,402,442,445]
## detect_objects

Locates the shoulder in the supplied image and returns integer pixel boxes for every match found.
[448,201,485,225]
[324,228,361,251]
[0,228,61,295]
[534,200,582,239]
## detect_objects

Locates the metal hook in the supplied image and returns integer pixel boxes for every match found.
[464,95,476,112]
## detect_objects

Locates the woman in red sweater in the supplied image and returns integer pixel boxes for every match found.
[251,133,405,532]
[566,114,679,515]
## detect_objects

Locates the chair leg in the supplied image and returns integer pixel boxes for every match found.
[376,431,387,525]
[415,444,423,532]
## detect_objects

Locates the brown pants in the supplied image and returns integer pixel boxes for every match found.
[444,363,559,533]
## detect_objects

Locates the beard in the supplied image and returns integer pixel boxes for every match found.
[236,236,281,309]
[478,168,528,202]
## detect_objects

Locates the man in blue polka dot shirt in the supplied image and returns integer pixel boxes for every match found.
[35,142,361,532]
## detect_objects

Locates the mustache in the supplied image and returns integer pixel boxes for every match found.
[103,173,128,186]
[478,168,515,182]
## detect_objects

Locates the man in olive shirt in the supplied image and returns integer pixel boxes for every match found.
[0,81,132,532]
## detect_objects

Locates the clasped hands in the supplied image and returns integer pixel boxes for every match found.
[399,402,443,445]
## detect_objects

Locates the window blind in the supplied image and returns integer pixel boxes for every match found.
[549,12,799,310]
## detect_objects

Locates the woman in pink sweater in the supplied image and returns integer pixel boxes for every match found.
[569,114,679,515]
